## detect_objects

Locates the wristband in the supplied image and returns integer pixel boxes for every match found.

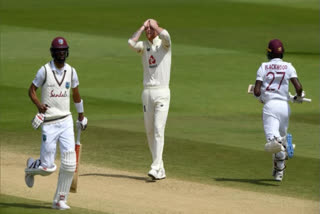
[75,99,84,113]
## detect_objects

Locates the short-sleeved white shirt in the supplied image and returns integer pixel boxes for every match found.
[33,60,79,88]
[256,58,297,103]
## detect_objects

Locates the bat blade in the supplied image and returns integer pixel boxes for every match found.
[70,143,81,193]
[70,127,82,193]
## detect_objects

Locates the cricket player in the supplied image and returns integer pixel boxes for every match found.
[25,37,88,210]
[254,39,305,181]
[128,19,171,180]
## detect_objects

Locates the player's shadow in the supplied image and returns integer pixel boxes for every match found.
[80,173,152,182]
[214,178,280,186]
[0,202,51,209]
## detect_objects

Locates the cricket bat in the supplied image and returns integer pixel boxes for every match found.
[247,84,254,94]
[70,127,82,193]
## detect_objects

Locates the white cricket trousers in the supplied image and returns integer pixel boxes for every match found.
[142,87,170,170]
[40,115,75,168]
[262,100,290,141]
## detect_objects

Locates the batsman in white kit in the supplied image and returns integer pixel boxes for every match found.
[128,19,171,180]
[253,39,307,181]
[25,37,88,210]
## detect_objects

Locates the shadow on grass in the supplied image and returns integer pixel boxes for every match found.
[80,173,151,182]
[215,178,280,186]
[0,202,51,209]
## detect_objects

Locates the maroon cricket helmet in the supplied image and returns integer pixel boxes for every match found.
[50,37,69,63]
[51,37,69,49]
[267,39,284,54]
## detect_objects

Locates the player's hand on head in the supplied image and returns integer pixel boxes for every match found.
[149,19,158,28]
[143,19,150,28]
[77,116,88,130]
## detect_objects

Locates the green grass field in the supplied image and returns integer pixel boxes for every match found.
[0,194,109,214]
[1,0,319,213]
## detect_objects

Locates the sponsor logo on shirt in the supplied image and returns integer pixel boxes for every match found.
[50,90,68,97]
[149,55,157,68]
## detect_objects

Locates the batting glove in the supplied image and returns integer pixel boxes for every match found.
[32,113,45,129]
[293,91,305,103]
[77,117,88,130]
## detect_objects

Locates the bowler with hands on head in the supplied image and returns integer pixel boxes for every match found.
[128,19,172,180]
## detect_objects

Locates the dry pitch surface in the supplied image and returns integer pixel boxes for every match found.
[1,150,319,214]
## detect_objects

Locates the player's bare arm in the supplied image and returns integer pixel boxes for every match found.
[290,78,303,96]
[129,21,147,42]
[128,21,149,52]
[28,83,48,113]
[254,80,262,97]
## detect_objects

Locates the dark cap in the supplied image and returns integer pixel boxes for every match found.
[267,39,284,54]
[51,37,69,49]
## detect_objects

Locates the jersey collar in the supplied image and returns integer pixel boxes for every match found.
[148,36,161,46]
[50,60,65,74]
[270,58,283,62]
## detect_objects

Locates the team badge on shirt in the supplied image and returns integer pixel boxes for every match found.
[149,55,157,68]
[43,134,47,142]
[65,82,70,89]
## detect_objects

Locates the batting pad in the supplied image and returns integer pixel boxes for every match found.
[265,139,285,153]
[53,151,76,203]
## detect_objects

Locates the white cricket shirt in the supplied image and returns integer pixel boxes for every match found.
[256,58,298,103]
[128,30,172,88]
[32,60,79,121]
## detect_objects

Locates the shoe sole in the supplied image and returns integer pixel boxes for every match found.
[286,134,294,158]
[157,176,166,180]
[52,203,70,210]
[52,206,70,210]
[148,173,157,180]
[25,158,34,188]
[147,173,166,180]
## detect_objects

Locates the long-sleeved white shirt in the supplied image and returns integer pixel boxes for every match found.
[128,30,172,88]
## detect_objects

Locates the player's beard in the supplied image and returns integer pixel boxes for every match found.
[53,50,68,63]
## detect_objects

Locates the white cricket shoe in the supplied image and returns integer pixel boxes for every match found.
[157,168,166,180]
[148,168,166,180]
[25,158,34,188]
[52,200,70,210]
[272,169,284,181]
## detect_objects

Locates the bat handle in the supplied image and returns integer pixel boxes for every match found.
[76,126,81,145]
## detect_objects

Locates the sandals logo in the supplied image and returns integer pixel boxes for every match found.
[50,90,68,97]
